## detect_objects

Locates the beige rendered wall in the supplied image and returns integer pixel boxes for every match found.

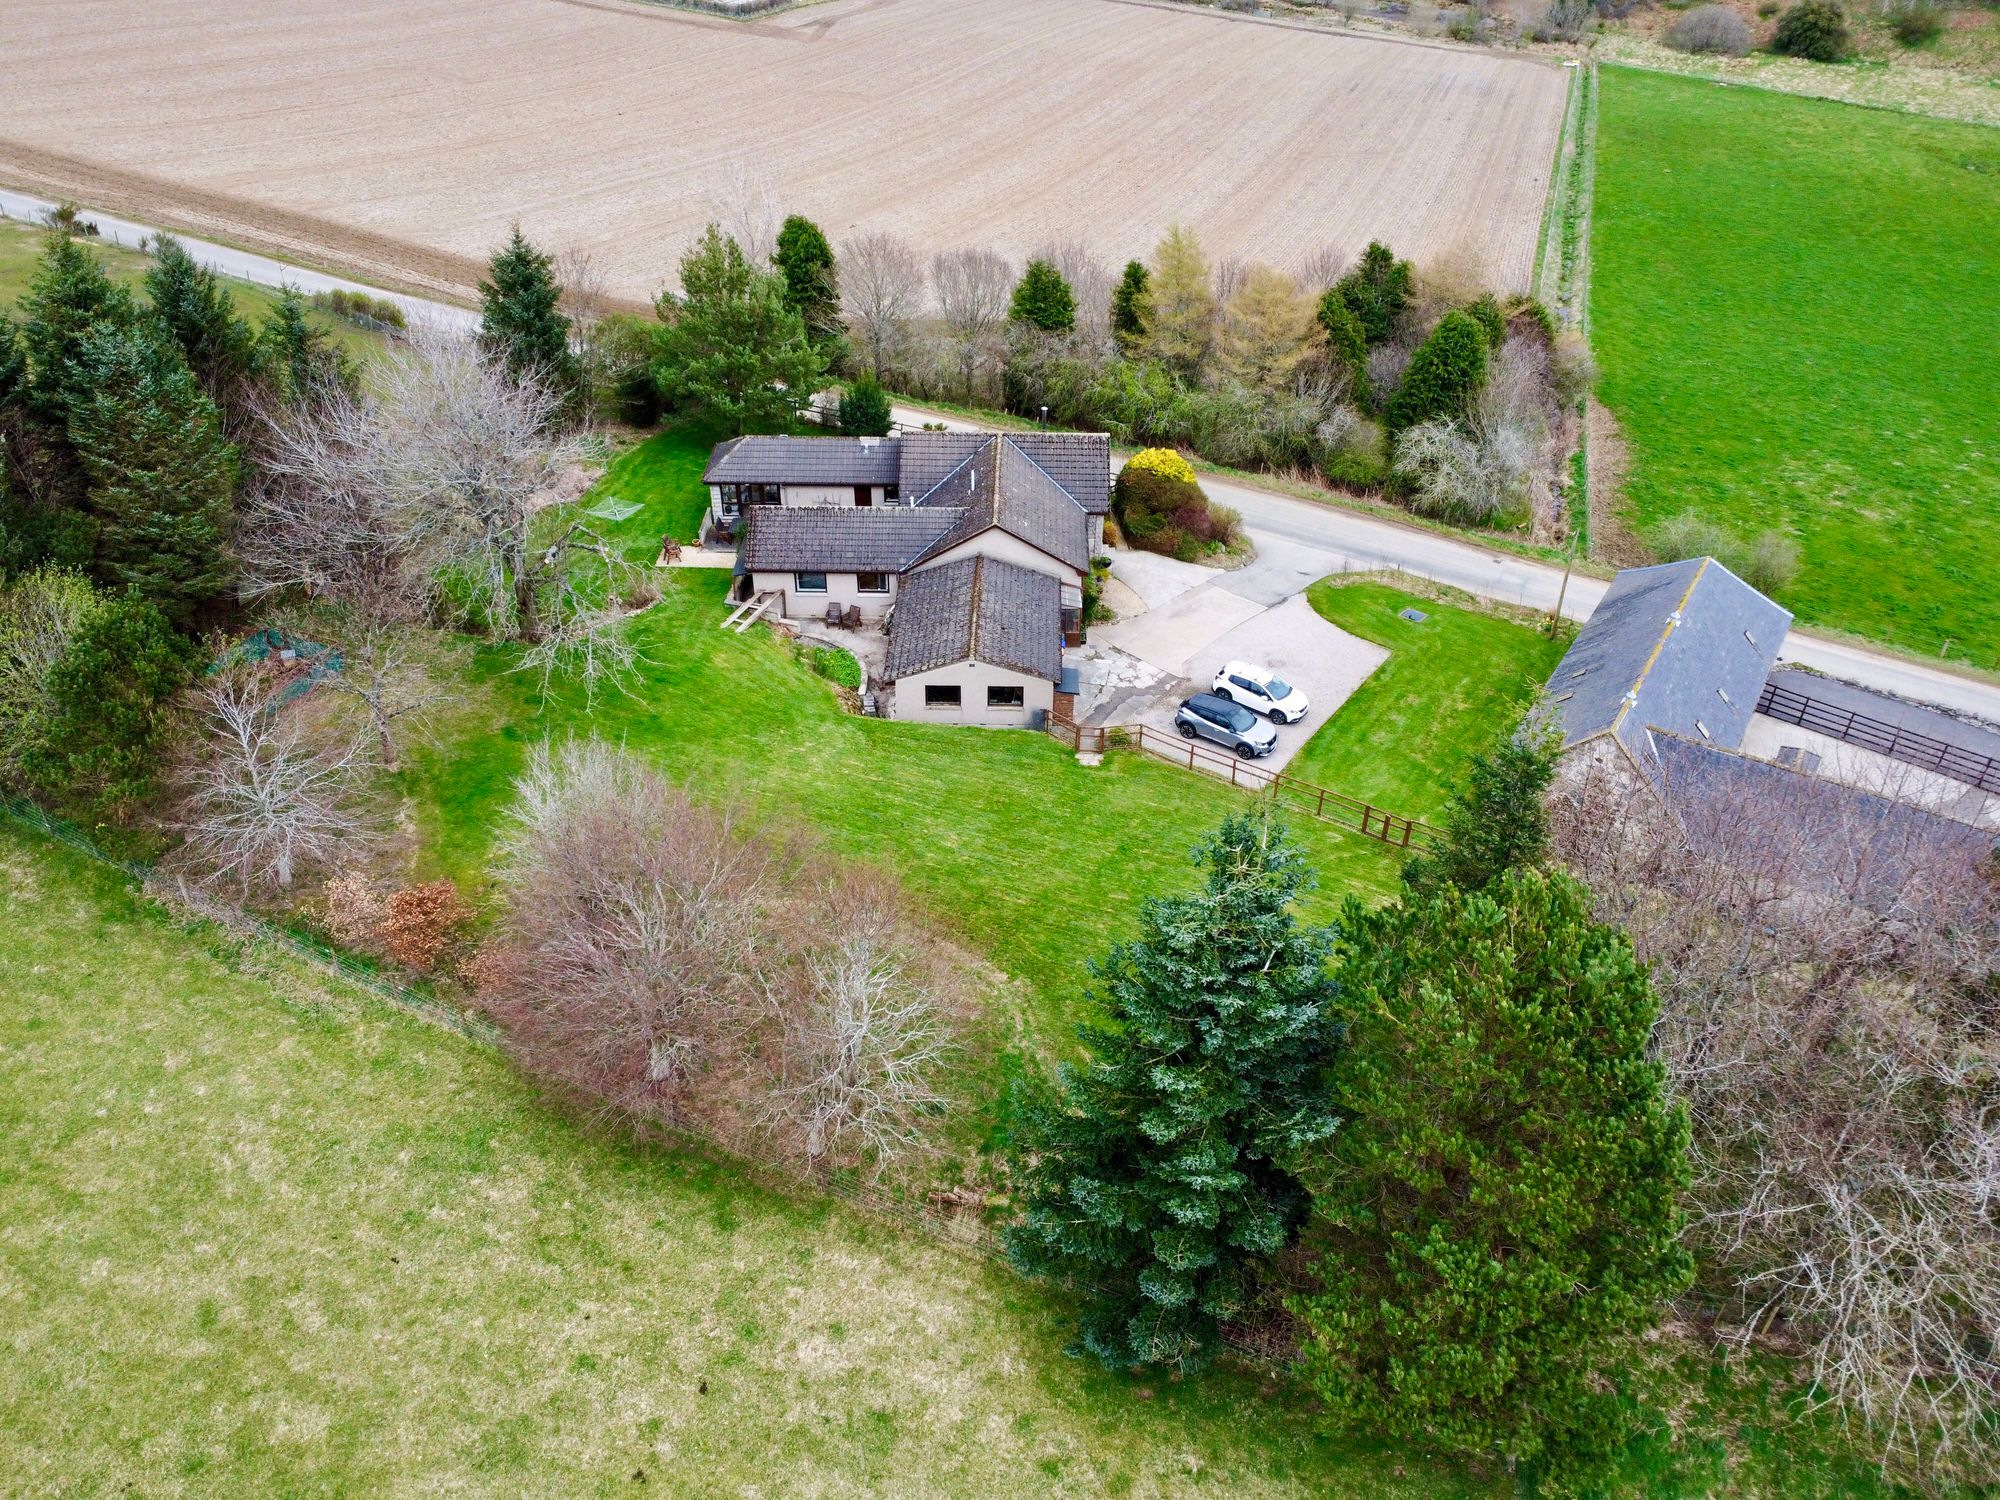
[891,659,1055,727]
[914,532,1081,588]
[752,569,897,621]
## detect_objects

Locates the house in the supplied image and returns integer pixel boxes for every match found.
[1545,556,1793,779]
[1545,556,2000,837]
[707,430,1110,728]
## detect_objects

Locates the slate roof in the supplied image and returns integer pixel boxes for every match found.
[1546,558,1792,765]
[901,431,1111,515]
[703,435,902,487]
[913,438,1091,574]
[1652,732,1996,901]
[741,506,959,572]
[885,556,1063,683]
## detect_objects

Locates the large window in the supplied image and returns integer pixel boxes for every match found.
[718,482,781,518]
[987,685,1025,709]
[795,572,828,593]
[856,572,889,594]
[924,684,962,709]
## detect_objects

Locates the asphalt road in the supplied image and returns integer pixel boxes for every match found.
[7,184,1988,726]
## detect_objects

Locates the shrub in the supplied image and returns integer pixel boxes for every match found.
[1464,293,1506,349]
[1386,310,1488,432]
[1886,0,1943,43]
[1123,446,1199,487]
[807,645,862,691]
[1113,465,1235,559]
[1666,2,1755,51]
[1772,0,1851,56]
[1651,510,1801,595]
[837,375,893,436]
[380,878,473,972]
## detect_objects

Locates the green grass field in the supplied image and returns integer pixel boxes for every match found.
[1292,580,1566,821]
[0,824,1483,1499]
[0,217,383,363]
[1591,67,2000,669]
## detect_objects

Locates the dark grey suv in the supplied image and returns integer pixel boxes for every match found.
[1174,693,1279,759]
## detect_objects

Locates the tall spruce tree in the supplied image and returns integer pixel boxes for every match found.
[1008,258,1076,334]
[1110,260,1150,350]
[1293,868,1692,1491]
[1402,728,1558,896]
[19,232,137,433]
[1316,289,1371,406]
[145,235,261,433]
[1385,309,1488,433]
[1332,241,1413,346]
[259,285,357,404]
[1007,807,1340,1373]
[69,323,237,627]
[772,214,843,349]
[479,227,582,417]
[651,225,826,435]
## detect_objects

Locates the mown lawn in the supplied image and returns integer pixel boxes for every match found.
[0,825,1483,1499]
[398,569,1402,1060]
[1591,67,2000,669]
[1292,580,1565,821]
[0,217,383,363]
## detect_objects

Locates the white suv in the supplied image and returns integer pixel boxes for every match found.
[1211,661,1310,725]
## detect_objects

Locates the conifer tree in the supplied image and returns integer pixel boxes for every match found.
[259,285,357,404]
[479,226,582,417]
[18,232,136,433]
[1143,225,1216,378]
[145,234,261,432]
[1385,309,1487,433]
[1332,241,1413,346]
[651,225,826,435]
[69,323,237,627]
[1008,258,1076,334]
[1293,868,1692,1491]
[1402,729,1557,896]
[1110,260,1150,350]
[1215,264,1316,392]
[772,214,843,348]
[1315,289,1371,405]
[837,374,893,437]
[1007,807,1339,1373]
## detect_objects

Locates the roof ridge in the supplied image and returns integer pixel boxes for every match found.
[1609,556,1710,736]
[965,554,985,662]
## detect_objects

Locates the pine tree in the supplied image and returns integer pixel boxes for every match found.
[22,587,192,811]
[1008,258,1076,334]
[1464,292,1506,350]
[1110,260,1150,350]
[18,232,137,432]
[1007,807,1340,1373]
[1293,868,1693,1491]
[651,225,827,435]
[1215,264,1316,392]
[837,375,892,437]
[1143,225,1216,378]
[145,234,261,432]
[479,227,582,416]
[1402,729,1557,896]
[259,285,357,404]
[1315,289,1371,405]
[1332,241,1413,346]
[772,214,843,348]
[1385,309,1488,433]
[69,323,238,627]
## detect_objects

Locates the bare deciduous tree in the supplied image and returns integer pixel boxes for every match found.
[321,623,447,769]
[483,740,778,1123]
[703,164,783,271]
[1033,239,1114,339]
[177,675,376,894]
[758,875,955,1177]
[929,247,1013,401]
[1552,752,2000,1483]
[840,231,925,381]
[554,245,613,402]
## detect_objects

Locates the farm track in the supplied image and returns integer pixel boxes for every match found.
[0,0,1569,301]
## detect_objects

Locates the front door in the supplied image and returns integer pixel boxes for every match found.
[853,486,873,507]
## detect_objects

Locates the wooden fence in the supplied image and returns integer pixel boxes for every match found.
[1756,682,2000,796]
[1050,721,1440,849]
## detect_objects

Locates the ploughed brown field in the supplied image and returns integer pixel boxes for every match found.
[0,0,1569,303]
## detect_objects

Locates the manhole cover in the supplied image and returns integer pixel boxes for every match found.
[1398,607,1428,623]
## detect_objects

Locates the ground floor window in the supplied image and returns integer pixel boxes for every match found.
[924,684,961,708]
[987,685,1025,708]
[856,572,889,594]
[795,571,828,593]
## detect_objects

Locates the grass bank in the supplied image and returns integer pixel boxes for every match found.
[1293,579,1567,821]
[1591,66,2000,669]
